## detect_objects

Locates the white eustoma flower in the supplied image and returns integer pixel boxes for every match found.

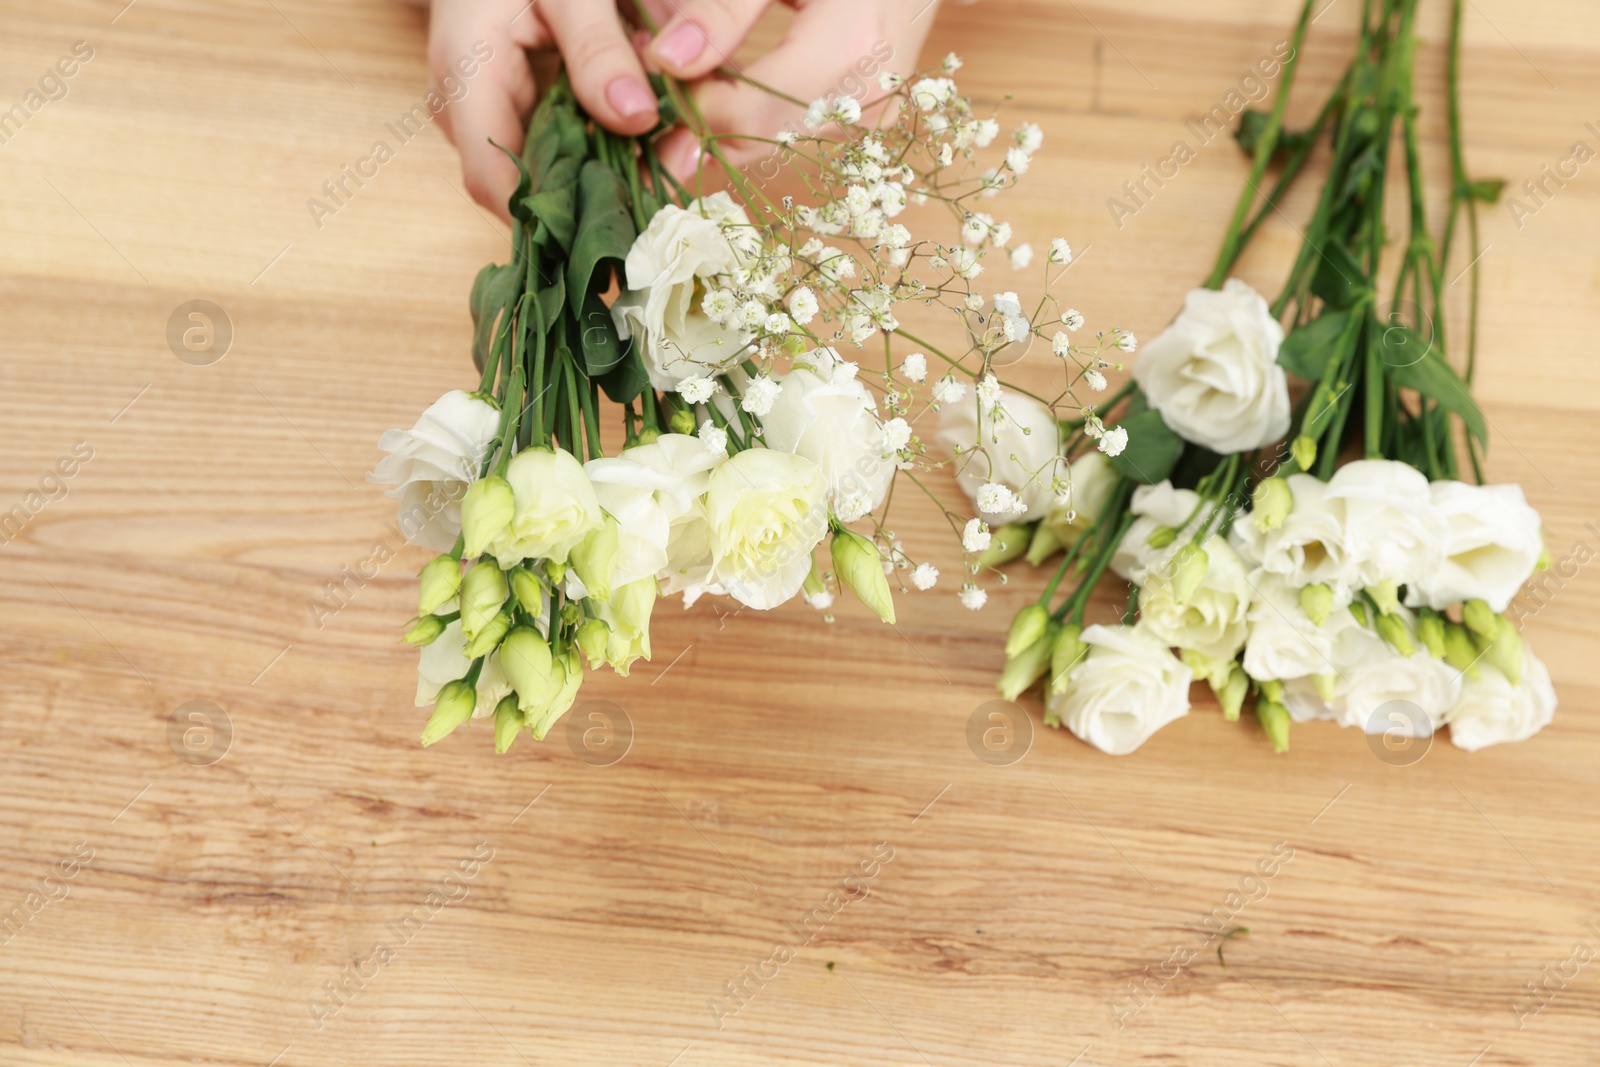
[1409,481,1544,612]
[1448,647,1557,752]
[1324,459,1447,589]
[1132,279,1289,453]
[611,192,750,390]
[936,386,1064,524]
[1284,614,1461,734]
[370,389,501,551]
[1111,481,1207,583]
[484,447,603,567]
[1242,571,1354,681]
[415,619,511,719]
[761,364,893,514]
[1139,536,1254,661]
[584,435,724,590]
[706,448,828,609]
[1231,473,1361,594]
[1047,623,1192,756]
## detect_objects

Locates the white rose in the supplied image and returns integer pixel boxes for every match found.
[1408,481,1543,612]
[707,448,829,609]
[1324,459,1447,589]
[1110,481,1207,583]
[415,619,511,719]
[485,447,603,567]
[1047,623,1193,755]
[936,387,1065,523]
[1132,279,1289,453]
[762,365,893,514]
[584,434,725,589]
[611,192,750,390]
[1230,473,1361,594]
[1285,615,1462,734]
[1448,647,1557,752]
[1139,536,1253,660]
[370,389,501,551]
[1242,571,1355,681]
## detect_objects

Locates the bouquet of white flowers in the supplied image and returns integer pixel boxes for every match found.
[986,0,1557,755]
[373,51,1131,751]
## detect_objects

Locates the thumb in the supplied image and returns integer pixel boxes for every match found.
[647,0,774,80]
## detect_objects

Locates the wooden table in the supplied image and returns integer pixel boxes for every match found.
[3,1,1597,1064]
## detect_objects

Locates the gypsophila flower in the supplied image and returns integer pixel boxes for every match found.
[976,373,1003,411]
[949,247,982,279]
[1048,238,1072,265]
[702,288,736,323]
[764,312,793,336]
[1005,147,1031,175]
[961,213,987,244]
[1013,123,1043,154]
[883,417,912,452]
[741,375,781,416]
[910,77,956,111]
[698,420,728,454]
[962,517,991,553]
[1010,244,1033,270]
[960,585,989,610]
[933,375,968,405]
[992,293,1030,342]
[776,129,799,146]
[1117,332,1137,353]
[1051,331,1071,358]
[938,143,954,168]
[1098,425,1128,457]
[976,481,1022,516]
[1085,369,1107,392]
[974,119,999,148]
[835,491,872,523]
[964,293,985,311]
[806,588,834,610]
[900,353,927,383]
[912,562,940,589]
[829,359,859,385]
[942,52,963,73]
[877,70,903,91]
[787,286,818,325]
[1063,308,1085,331]
[679,376,718,404]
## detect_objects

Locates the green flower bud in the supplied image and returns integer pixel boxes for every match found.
[421,680,475,747]
[1290,435,1317,471]
[1417,612,1446,659]
[463,610,512,659]
[998,621,1058,701]
[1375,612,1415,657]
[634,427,661,446]
[1252,478,1293,532]
[499,626,559,712]
[977,522,1031,567]
[1311,672,1336,703]
[1368,579,1400,617]
[1443,623,1481,681]
[1005,604,1050,659]
[575,617,610,667]
[1298,583,1333,626]
[570,516,620,602]
[461,475,515,558]
[492,694,523,755]
[402,614,446,646]
[459,561,508,642]
[1170,543,1209,605]
[1256,697,1290,754]
[669,407,697,435]
[1257,679,1284,703]
[1145,525,1178,550]
[831,528,895,624]
[418,555,462,614]
[1047,623,1086,696]
[543,559,567,584]
[1218,663,1249,722]
[1535,544,1552,572]
[1025,522,1062,566]
[527,651,584,740]
[600,577,656,676]
[1480,618,1524,686]
[509,567,544,615]
[1463,599,1499,641]
[1348,600,1368,627]
[1180,648,1232,691]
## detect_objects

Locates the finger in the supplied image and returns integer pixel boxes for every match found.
[647,0,773,81]
[451,69,536,223]
[541,0,658,135]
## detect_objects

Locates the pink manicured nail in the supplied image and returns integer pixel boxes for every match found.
[667,136,703,179]
[653,21,708,68]
[606,77,656,120]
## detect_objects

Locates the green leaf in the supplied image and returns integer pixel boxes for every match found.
[1382,339,1488,446]
[1310,242,1368,309]
[469,261,521,375]
[1234,109,1313,160]
[1278,310,1352,380]
[1467,178,1505,204]
[523,156,580,253]
[597,342,650,404]
[1107,408,1185,484]
[490,140,533,224]
[567,161,637,319]
[575,291,625,376]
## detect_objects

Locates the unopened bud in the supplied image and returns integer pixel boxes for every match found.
[1252,478,1293,532]
[977,522,1031,567]
[1298,583,1333,626]
[460,561,508,642]
[1218,663,1249,722]
[1417,612,1446,658]
[831,528,895,623]
[1480,617,1524,686]
[669,407,697,435]
[509,567,544,615]
[1170,543,1209,605]
[1256,697,1290,754]
[1368,579,1400,616]
[1047,623,1086,696]
[998,622,1057,701]
[1348,601,1369,627]
[1145,525,1178,549]
[1290,435,1317,471]
[461,475,514,558]
[1463,599,1498,641]
[421,680,475,747]
[493,694,522,754]
[1375,613,1415,656]
[1443,622,1481,680]
[463,610,512,658]
[418,555,462,614]
[1005,604,1050,659]
[570,517,620,602]
[1025,522,1062,566]
[402,614,446,646]
[575,618,610,666]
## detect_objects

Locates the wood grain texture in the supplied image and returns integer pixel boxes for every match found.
[2,1,1598,1065]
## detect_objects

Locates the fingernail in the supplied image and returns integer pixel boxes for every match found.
[666,136,703,179]
[606,77,657,120]
[653,21,707,69]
